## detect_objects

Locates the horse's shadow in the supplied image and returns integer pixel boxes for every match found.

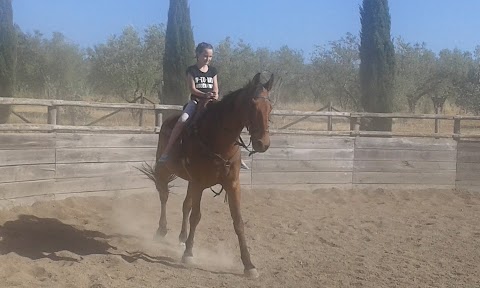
[0,214,182,269]
[0,214,243,276]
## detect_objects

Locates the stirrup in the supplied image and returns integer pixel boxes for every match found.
[240,160,250,170]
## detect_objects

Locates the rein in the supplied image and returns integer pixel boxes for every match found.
[235,136,257,156]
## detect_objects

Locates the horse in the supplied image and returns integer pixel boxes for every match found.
[141,73,274,278]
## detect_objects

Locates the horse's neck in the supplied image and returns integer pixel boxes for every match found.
[198,101,245,152]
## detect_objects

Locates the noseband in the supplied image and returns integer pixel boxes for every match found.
[253,95,271,101]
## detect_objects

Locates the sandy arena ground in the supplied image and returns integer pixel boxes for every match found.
[0,188,479,288]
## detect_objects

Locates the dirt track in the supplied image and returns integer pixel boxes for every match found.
[0,188,479,288]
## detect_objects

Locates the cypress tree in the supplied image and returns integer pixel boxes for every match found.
[0,0,16,123]
[359,0,395,131]
[161,0,195,106]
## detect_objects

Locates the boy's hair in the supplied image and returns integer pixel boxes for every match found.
[195,42,214,55]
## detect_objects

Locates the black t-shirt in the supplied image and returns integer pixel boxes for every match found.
[186,65,218,100]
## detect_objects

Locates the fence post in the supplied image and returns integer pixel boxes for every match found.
[434,106,440,134]
[47,105,57,125]
[155,109,163,129]
[139,94,144,127]
[327,101,333,131]
[453,117,461,140]
[350,116,360,137]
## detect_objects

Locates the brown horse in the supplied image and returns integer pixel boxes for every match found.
[141,73,274,278]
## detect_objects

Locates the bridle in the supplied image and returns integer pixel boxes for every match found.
[246,94,272,131]
[238,94,272,155]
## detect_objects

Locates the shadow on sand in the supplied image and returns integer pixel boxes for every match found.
[0,214,182,268]
[0,214,244,277]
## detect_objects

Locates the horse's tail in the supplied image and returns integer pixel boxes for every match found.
[135,162,178,185]
[136,162,157,184]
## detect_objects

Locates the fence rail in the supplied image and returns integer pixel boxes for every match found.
[1,97,480,138]
[3,132,480,207]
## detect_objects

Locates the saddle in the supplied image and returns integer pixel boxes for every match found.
[184,98,215,136]
[175,99,231,180]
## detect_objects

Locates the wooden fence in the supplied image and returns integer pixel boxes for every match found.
[2,96,480,138]
[456,140,480,191]
[1,97,480,207]
[0,132,252,208]
[2,132,478,207]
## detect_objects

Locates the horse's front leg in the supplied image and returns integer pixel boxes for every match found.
[179,183,193,244]
[225,180,258,278]
[182,182,203,264]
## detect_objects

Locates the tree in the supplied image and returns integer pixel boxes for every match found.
[394,38,437,113]
[269,46,307,104]
[456,46,480,114]
[213,39,263,93]
[0,0,16,123]
[310,33,361,110]
[431,49,471,113]
[456,59,480,114]
[359,0,395,131]
[143,24,166,98]
[15,30,88,100]
[15,29,46,96]
[161,0,195,105]
[212,37,234,92]
[213,38,307,104]
[88,25,165,101]
[42,32,87,99]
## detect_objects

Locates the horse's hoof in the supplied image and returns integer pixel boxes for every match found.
[244,268,259,279]
[153,229,167,242]
[178,234,187,244]
[182,255,195,266]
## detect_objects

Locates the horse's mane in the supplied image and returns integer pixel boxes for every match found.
[207,79,256,114]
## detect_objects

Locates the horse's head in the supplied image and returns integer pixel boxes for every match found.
[245,73,274,153]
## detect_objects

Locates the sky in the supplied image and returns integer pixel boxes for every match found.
[12,0,480,59]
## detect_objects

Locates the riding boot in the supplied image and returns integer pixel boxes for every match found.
[158,121,185,165]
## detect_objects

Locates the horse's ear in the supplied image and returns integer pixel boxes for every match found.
[252,73,261,85]
[263,74,274,91]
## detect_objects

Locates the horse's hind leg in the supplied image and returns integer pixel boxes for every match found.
[154,170,171,240]
[225,182,258,278]
[182,182,203,264]
[179,185,192,244]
